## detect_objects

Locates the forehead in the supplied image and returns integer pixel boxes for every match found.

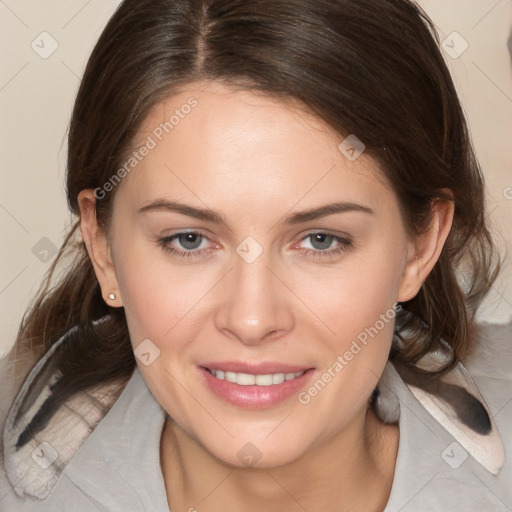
[118,80,393,213]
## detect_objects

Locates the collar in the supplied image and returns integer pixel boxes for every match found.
[375,353,505,476]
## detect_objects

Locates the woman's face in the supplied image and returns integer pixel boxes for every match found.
[102,81,417,467]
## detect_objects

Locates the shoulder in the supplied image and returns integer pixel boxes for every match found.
[0,346,38,506]
[464,322,512,476]
[464,321,512,382]
[1,336,132,505]
[381,324,512,510]
[464,322,512,436]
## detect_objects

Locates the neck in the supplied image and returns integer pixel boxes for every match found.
[160,407,398,512]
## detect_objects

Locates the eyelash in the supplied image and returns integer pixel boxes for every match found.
[157,231,353,260]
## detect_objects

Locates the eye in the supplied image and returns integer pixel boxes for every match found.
[157,231,215,259]
[296,232,353,259]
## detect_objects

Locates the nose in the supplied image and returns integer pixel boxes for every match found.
[214,249,295,346]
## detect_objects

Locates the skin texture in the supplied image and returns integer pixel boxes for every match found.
[78,81,454,511]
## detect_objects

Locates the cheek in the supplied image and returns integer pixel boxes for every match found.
[113,246,210,412]
[291,245,404,348]
[113,241,198,347]
[289,246,404,410]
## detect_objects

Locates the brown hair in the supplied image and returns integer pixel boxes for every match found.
[12,0,499,442]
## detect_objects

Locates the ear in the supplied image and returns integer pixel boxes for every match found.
[398,195,454,302]
[78,189,123,307]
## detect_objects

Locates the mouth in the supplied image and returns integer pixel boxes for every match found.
[199,363,314,408]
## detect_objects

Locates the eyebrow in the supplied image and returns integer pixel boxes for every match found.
[137,199,375,225]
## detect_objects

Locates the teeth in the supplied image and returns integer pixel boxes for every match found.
[209,369,305,386]
[272,373,285,384]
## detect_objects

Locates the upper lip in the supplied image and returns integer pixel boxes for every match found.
[201,361,313,374]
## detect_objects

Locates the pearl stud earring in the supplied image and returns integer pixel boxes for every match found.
[108,293,116,300]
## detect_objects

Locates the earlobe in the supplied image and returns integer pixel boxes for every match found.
[77,190,123,307]
[397,197,454,303]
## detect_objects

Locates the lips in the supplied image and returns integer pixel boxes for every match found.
[198,361,314,408]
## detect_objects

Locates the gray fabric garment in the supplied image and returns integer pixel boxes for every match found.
[1,322,511,511]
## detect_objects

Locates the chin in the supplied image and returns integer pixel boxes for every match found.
[208,438,305,470]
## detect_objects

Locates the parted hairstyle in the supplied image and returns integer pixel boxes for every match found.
[11,0,500,439]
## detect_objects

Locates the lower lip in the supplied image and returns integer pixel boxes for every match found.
[199,367,314,409]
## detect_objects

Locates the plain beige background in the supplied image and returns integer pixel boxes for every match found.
[0,0,511,357]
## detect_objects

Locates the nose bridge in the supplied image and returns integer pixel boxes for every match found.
[214,242,294,344]
[233,247,273,302]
